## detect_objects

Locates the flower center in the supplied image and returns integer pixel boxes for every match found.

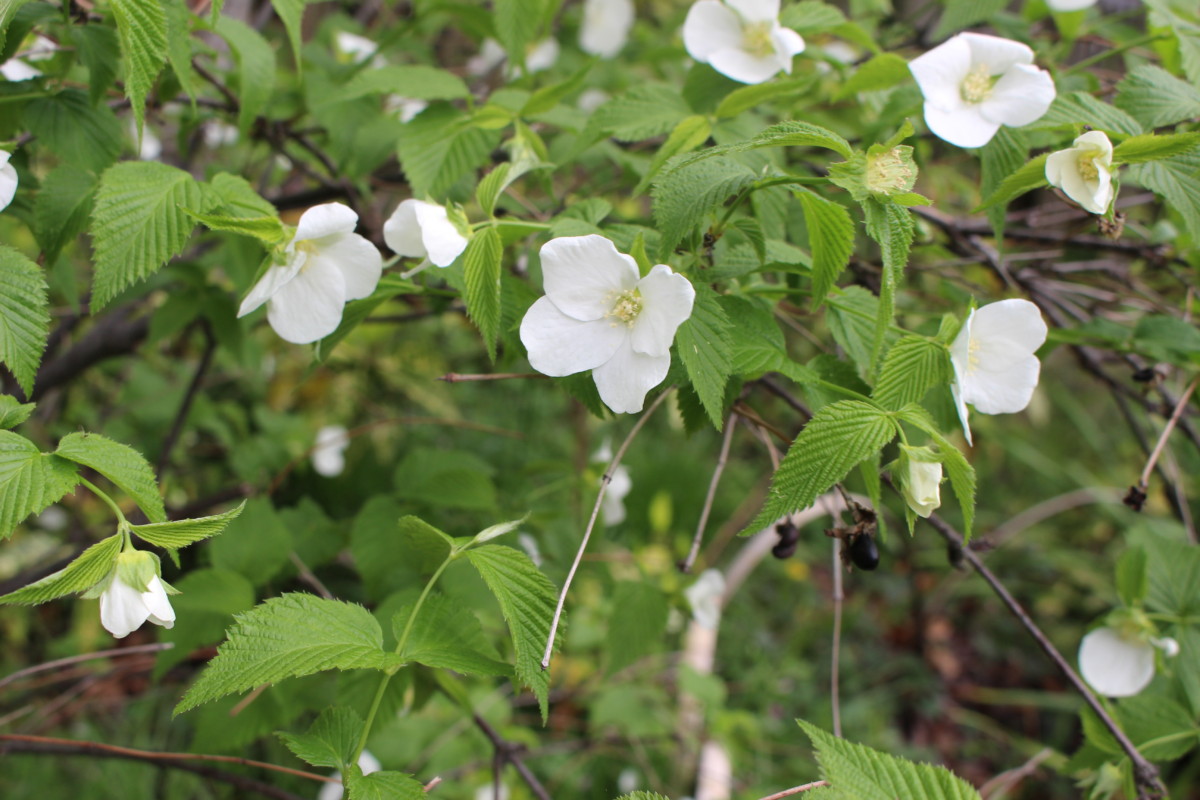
[960,64,994,104]
[1077,151,1101,182]
[741,21,775,59]
[607,289,643,327]
[294,239,319,271]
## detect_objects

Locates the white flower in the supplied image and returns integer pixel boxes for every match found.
[0,58,40,81]
[312,425,350,477]
[335,32,386,67]
[1045,131,1114,215]
[577,88,610,113]
[593,440,633,526]
[949,299,1048,446]
[519,235,696,414]
[203,121,240,149]
[580,0,635,59]
[902,455,942,518]
[318,750,381,800]
[1079,627,1178,698]
[238,203,383,344]
[685,569,726,630]
[0,150,17,212]
[383,199,469,268]
[468,38,559,77]
[130,119,162,161]
[100,551,176,639]
[683,0,805,85]
[908,32,1056,148]
[384,95,428,123]
[1047,0,1096,10]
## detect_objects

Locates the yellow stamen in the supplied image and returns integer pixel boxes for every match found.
[607,289,643,327]
[960,64,993,104]
[741,22,775,59]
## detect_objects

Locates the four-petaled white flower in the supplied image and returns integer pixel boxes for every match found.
[1047,0,1097,10]
[909,32,1056,148]
[238,203,383,344]
[312,425,351,477]
[683,0,805,85]
[1045,130,1114,215]
[1079,626,1179,698]
[950,298,1048,446]
[0,149,17,212]
[520,235,696,414]
[100,551,176,639]
[384,199,470,268]
[318,750,381,800]
[580,0,635,59]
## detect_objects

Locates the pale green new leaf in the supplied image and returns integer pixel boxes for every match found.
[751,400,897,531]
[976,153,1049,211]
[1032,92,1143,137]
[34,165,97,265]
[394,594,512,676]
[163,0,199,101]
[863,199,914,375]
[110,0,167,139]
[0,396,34,430]
[476,164,511,218]
[653,158,757,255]
[56,432,165,523]
[342,64,469,103]
[635,115,713,196]
[462,226,503,360]
[0,534,120,605]
[747,120,854,159]
[175,594,396,714]
[585,84,692,143]
[466,545,560,721]
[797,190,854,309]
[183,210,287,245]
[779,1,845,32]
[1112,133,1200,165]
[1115,65,1200,128]
[799,720,981,800]
[0,432,78,540]
[216,16,275,133]
[0,246,50,396]
[207,173,279,219]
[397,105,501,199]
[345,769,426,800]
[276,707,364,770]
[269,0,307,67]
[675,283,733,429]
[873,336,951,411]
[131,502,245,551]
[90,162,205,309]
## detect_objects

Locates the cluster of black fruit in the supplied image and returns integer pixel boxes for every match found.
[771,503,880,571]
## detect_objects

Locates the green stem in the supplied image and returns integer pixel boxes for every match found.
[79,477,128,526]
[1064,33,1168,75]
[473,219,552,232]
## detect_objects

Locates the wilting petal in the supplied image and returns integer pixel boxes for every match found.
[709,46,790,84]
[591,337,671,414]
[981,63,1056,127]
[540,235,639,321]
[414,201,469,267]
[960,32,1033,73]
[1079,627,1156,698]
[580,0,634,59]
[727,0,780,22]
[630,265,695,357]
[520,297,626,376]
[924,103,999,149]
[0,150,17,211]
[238,260,304,317]
[294,203,358,244]
[683,0,743,62]
[909,36,971,110]
[266,260,347,344]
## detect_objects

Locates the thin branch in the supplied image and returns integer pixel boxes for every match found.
[0,643,173,692]
[680,412,738,573]
[830,532,844,738]
[156,324,217,479]
[471,714,551,800]
[979,748,1054,800]
[541,387,675,670]
[1138,375,1198,490]
[438,372,547,383]
[753,781,830,800]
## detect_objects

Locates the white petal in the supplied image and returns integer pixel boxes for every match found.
[294,203,359,245]
[1044,148,1075,189]
[971,299,1048,356]
[685,569,726,630]
[949,312,975,446]
[238,260,304,317]
[909,36,972,109]
[630,265,695,357]
[1085,164,1114,214]
[960,32,1034,73]
[468,38,508,76]
[924,102,1000,148]
[907,461,942,517]
[313,425,350,477]
[520,296,627,376]
[1079,628,1156,698]
[683,0,743,63]
[1047,0,1096,10]
[265,261,348,344]
[709,46,789,84]
[413,201,469,267]
[383,199,427,258]
[980,64,1056,127]
[602,465,632,525]
[772,26,806,58]
[957,299,1047,415]
[726,0,780,22]
[0,58,41,81]
[525,39,560,73]
[580,0,634,59]
[100,578,151,639]
[358,750,382,775]
[591,337,671,414]
[951,381,973,446]
[318,778,345,800]
[311,232,383,300]
[961,354,1040,414]
[540,235,639,321]
[1075,130,1113,164]
[0,157,16,212]
[336,32,379,63]
[142,576,176,629]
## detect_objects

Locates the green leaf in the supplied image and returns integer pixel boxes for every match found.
[797,190,855,309]
[976,153,1049,211]
[751,400,897,531]
[523,61,593,116]
[862,199,914,375]
[493,0,546,68]
[34,165,98,265]
[896,405,976,538]
[1115,65,1200,128]
[835,53,911,98]
[0,395,35,430]
[1032,92,1144,137]
[215,16,275,134]
[131,501,245,551]
[163,0,199,101]
[90,161,205,309]
[779,1,845,32]
[70,24,121,105]
[269,0,307,67]
[342,64,470,103]
[0,533,120,604]
[715,77,812,119]
[1117,694,1199,762]
[209,498,291,586]
[0,432,79,540]
[1115,546,1148,608]
[675,283,733,429]
[979,127,1026,240]
[175,593,396,715]
[462,226,502,360]
[475,164,511,218]
[722,296,786,378]
[799,719,982,800]
[873,336,951,410]
[0,246,50,396]
[1127,149,1200,240]
[110,0,167,139]
[394,594,511,676]
[56,432,164,523]
[276,707,364,771]
[345,769,426,800]
[932,0,1008,40]
[183,210,287,245]
[827,287,887,375]
[22,90,122,173]
[207,173,279,219]
[397,104,501,199]
[746,120,854,160]
[635,115,713,196]
[653,157,757,256]
[465,545,560,721]
[606,582,669,674]
[0,0,34,54]
[585,84,691,143]
[1112,132,1200,165]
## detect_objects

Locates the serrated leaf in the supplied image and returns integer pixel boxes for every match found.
[751,400,897,530]
[394,594,511,676]
[976,153,1049,211]
[1112,132,1200,165]
[276,707,364,770]
[835,53,910,98]
[635,115,713,196]
[23,89,122,173]
[797,190,854,309]
[465,545,560,721]
[1115,546,1148,608]
[523,60,593,116]
[586,84,692,143]
[932,0,1008,40]
[162,0,199,101]
[827,287,889,375]
[1032,92,1144,137]
[0,0,34,54]
[799,719,982,800]
[215,16,275,134]
[722,295,786,378]
[653,158,757,255]
[0,533,120,604]
[1115,65,1200,128]
[56,432,165,523]
[675,283,732,429]
[493,0,546,68]
[207,173,279,219]
[0,395,34,430]
[269,0,306,68]
[873,336,950,410]
[1127,149,1200,240]
[110,0,167,139]
[397,104,501,199]
[175,593,396,714]
[342,64,469,103]
[779,0,845,31]
[0,246,50,396]
[34,165,97,265]
[0,431,78,540]
[747,119,854,159]
[476,163,511,218]
[183,209,286,244]
[715,77,812,119]
[70,24,120,105]
[345,769,426,800]
[462,226,503,360]
[863,198,914,375]
[90,161,205,309]
[979,127,1026,240]
[131,501,244,551]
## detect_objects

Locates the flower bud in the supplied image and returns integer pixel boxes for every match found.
[898,446,942,518]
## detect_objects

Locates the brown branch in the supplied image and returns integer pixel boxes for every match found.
[471,714,551,800]
[156,324,218,479]
[680,411,738,573]
[438,372,547,383]
[31,304,150,401]
[754,781,830,800]
[0,643,173,692]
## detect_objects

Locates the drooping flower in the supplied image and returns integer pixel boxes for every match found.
[312,425,350,477]
[1045,130,1114,215]
[683,0,806,85]
[519,235,696,414]
[383,199,469,268]
[908,32,1056,148]
[318,750,381,800]
[0,150,17,212]
[238,203,383,344]
[1079,626,1179,698]
[1047,0,1097,10]
[898,446,942,518]
[99,550,176,639]
[950,299,1048,446]
[580,0,635,59]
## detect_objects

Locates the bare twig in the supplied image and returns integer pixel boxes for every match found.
[471,714,551,800]
[156,324,217,479]
[1138,375,1198,491]
[753,780,830,800]
[0,643,173,692]
[438,372,547,383]
[680,412,738,573]
[830,532,844,738]
[979,748,1054,800]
